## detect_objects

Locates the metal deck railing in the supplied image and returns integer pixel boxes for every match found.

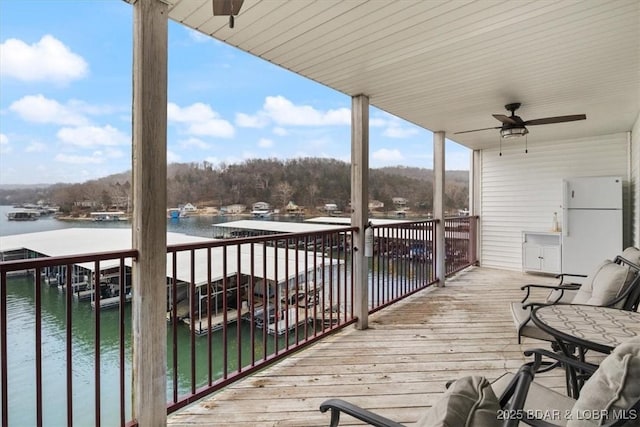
[0,216,478,426]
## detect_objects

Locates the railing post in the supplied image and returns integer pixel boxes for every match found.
[434,131,446,286]
[470,216,478,265]
[351,94,369,329]
[131,0,168,425]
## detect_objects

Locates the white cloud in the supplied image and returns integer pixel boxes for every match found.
[369,117,388,127]
[93,148,124,159]
[258,138,273,148]
[55,153,103,164]
[179,137,211,150]
[372,148,404,163]
[57,125,129,148]
[66,99,124,116]
[186,28,210,43]
[0,35,88,83]
[369,112,421,138]
[168,102,234,138]
[238,96,351,128]
[272,127,288,136]
[263,96,350,126]
[236,112,269,128]
[10,94,88,126]
[383,124,420,138]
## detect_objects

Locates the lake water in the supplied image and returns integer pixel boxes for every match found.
[0,205,240,238]
[0,206,305,426]
[1,206,424,426]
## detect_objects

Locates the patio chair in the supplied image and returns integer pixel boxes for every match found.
[511,247,640,344]
[319,337,640,427]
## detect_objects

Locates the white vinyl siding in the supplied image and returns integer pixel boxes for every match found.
[479,133,629,271]
[632,115,640,247]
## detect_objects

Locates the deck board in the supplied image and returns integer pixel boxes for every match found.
[167,267,581,426]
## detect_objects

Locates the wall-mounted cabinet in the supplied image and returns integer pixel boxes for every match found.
[522,231,562,274]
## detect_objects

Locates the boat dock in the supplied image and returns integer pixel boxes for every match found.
[212,219,348,239]
[265,307,313,335]
[74,290,94,302]
[0,228,213,311]
[186,306,251,335]
[304,216,412,226]
[91,294,132,309]
[1,226,342,327]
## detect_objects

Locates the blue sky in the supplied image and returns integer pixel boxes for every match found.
[0,0,470,185]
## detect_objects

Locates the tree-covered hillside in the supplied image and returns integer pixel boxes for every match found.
[0,158,469,214]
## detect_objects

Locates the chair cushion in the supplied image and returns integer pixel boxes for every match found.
[571,260,633,307]
[510,302,555,342]
[568,336,640,426]
[417,376,500,427]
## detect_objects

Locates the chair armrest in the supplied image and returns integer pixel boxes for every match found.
[558,273,588,281]
[614,256,640,271]
[319,399,405,427]
[519,283,581,304]
[522,300,555,311]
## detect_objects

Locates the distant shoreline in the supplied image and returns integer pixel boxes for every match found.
[53,209,431,222]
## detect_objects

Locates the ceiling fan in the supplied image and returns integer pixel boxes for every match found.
[454,103,586,139]
[213,0,244,28]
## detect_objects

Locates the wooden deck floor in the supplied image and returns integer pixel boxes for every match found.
[168,267,569,426]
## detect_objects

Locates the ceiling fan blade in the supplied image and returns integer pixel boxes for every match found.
[524,114,586,126]
[454,126,501,135]
[492,114,518,125]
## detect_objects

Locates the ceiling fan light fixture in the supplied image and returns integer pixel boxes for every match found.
[500,126,528,138]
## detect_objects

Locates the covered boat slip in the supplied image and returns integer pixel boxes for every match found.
[168,267,578,426]
[305,217,412,226]
[173,242,344,335]
[0,229,213,308]
[212,219,349,239]
[0,228,343,332]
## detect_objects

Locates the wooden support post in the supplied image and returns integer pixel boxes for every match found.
[434,131,446,286]
[351,94,369,330]
[132,0,168,425]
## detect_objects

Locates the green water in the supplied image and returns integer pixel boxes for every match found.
[4,276,318,426]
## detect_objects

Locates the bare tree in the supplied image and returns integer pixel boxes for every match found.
[275,181,294,208]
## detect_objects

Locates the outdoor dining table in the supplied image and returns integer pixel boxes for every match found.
[531,304,640,397]
[531,304,640,354]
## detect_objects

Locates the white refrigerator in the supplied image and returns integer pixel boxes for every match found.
[561,176,623,277]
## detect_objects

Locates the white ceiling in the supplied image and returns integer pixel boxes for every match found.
[167,0,640,151]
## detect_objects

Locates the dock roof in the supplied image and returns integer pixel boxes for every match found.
[0,228,337,285]
[212,219,350,234]
[0,228,207,255]
[304,217,412,226]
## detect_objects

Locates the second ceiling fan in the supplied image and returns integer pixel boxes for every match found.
[455,103,586,138]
